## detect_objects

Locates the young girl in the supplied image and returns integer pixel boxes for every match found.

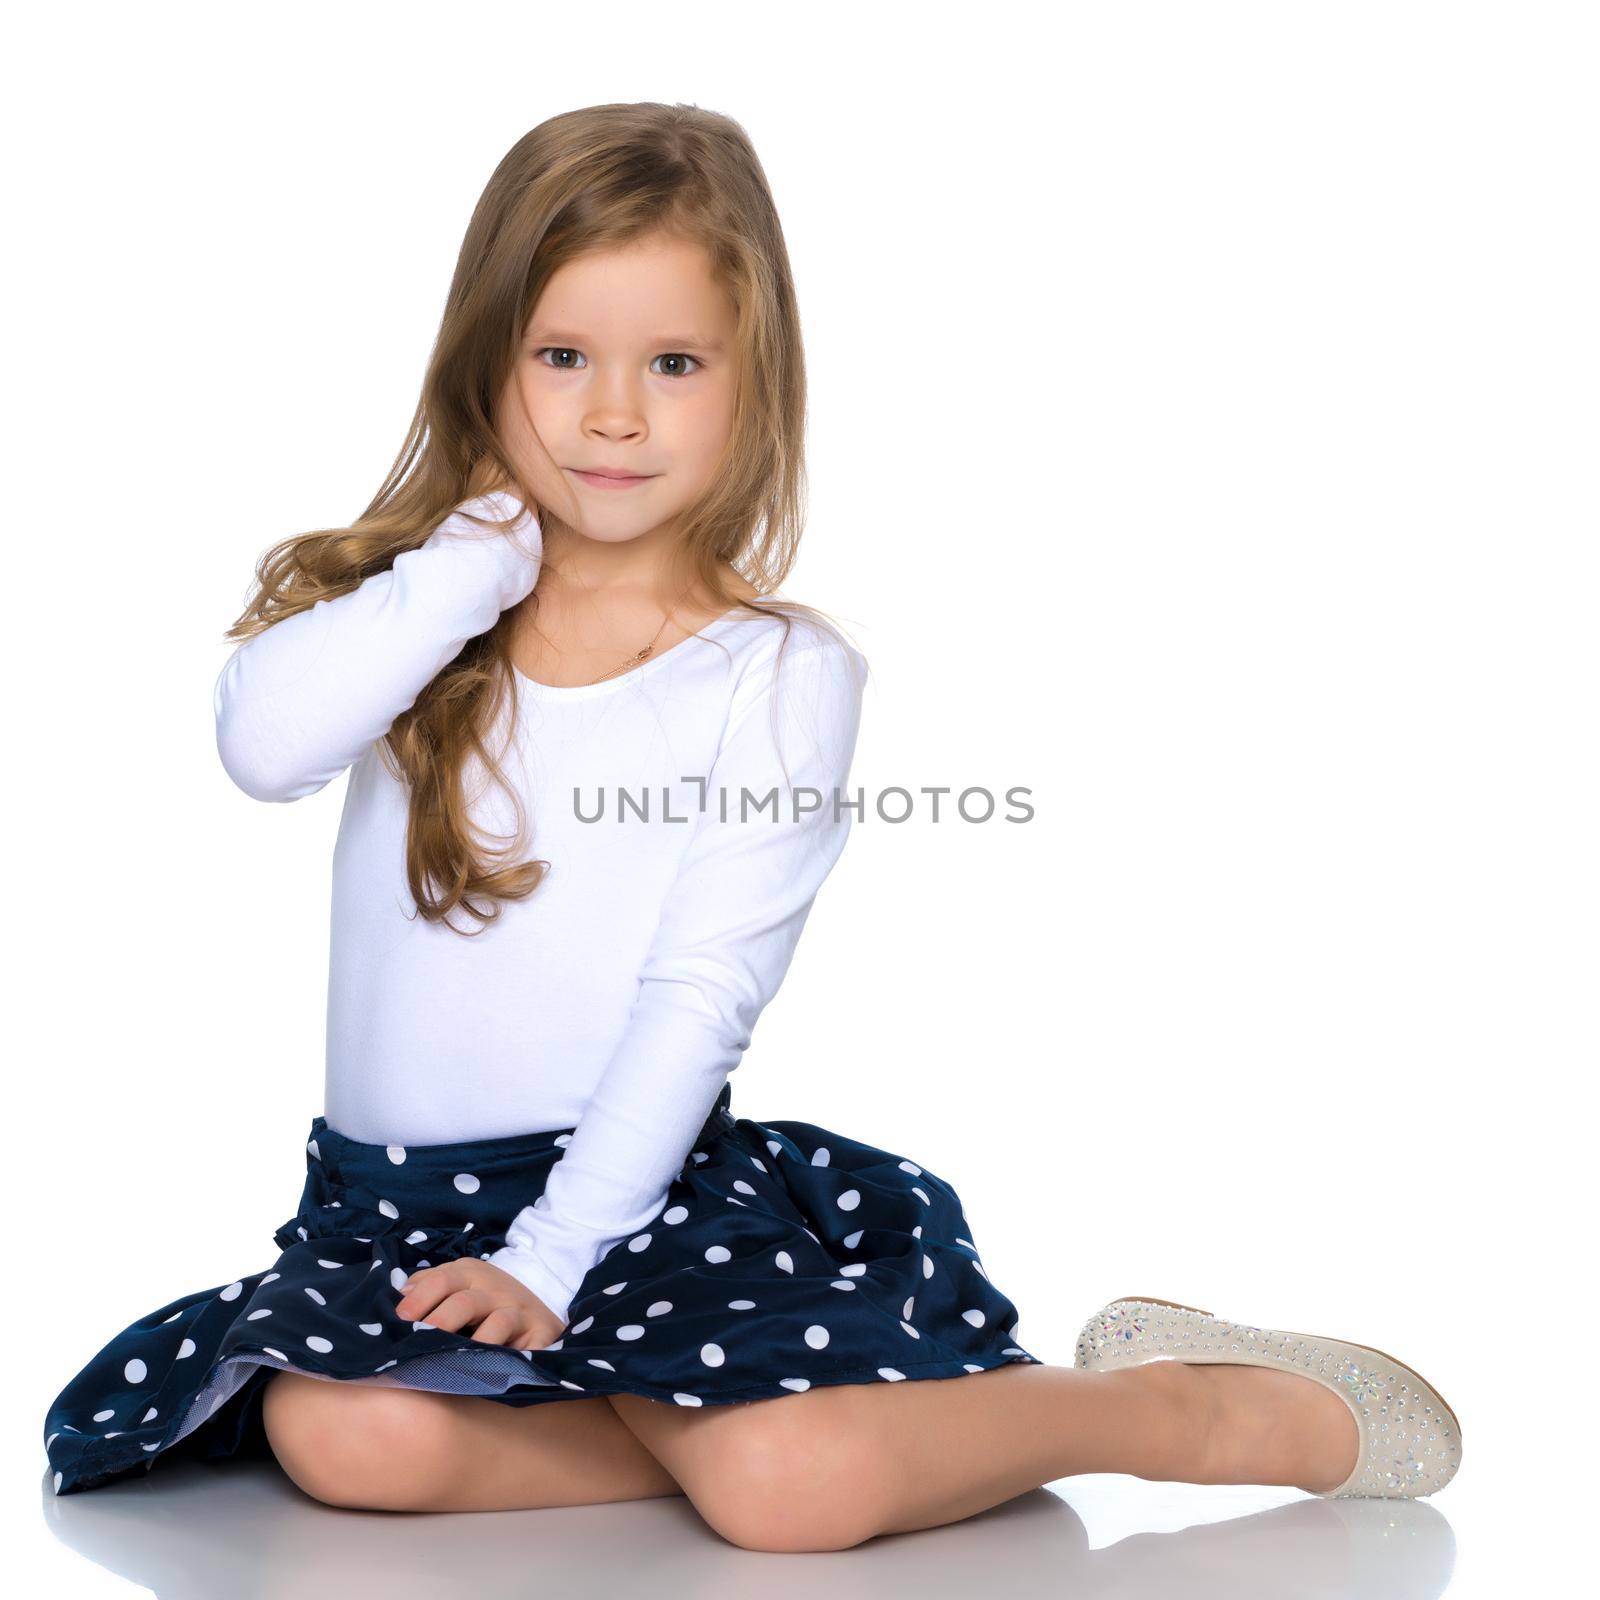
[43,103,1459,1546]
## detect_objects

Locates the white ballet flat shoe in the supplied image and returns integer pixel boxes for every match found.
[1073,1296,1462,1499]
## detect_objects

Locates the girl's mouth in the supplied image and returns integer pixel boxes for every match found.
[569,468,657,490]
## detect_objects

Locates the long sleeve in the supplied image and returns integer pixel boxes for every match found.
[487,631,868,1324]
[213,491,541,802]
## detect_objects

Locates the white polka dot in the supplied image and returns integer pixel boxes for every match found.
[843,1230,864,1248]
[555,1133,573,1147]
[840,1263,867,1277]
[900,1321,921,1339]
[956,1236,975,1249]
[778,1377,810,1391]
[729,1299,756,1310]
[903,1296,915,1319]
[974,1261,990,1282]
[386,1145,407,1164]
[700,1343,725,1366]
[261,1272,281,1284]
[617,1325,645,1341]
[692,1152,709,1164]
[765,1140,783,1158]
[53,1471,62,1492]
[307,1138,321,1161]
[373,1358,396,1370]
[390,1267,409,1292]
[142,1407,158,1422]
[246,1309,272,1321]
[733,1179,757,1195]
[359,1323,384,1335]
[922,1256,935,1279]
[829,1279,856,1291]
[93,1409,114,1423]
[177,1339,196,1359]
[646,1301,673,1317]
[627,1233,652,1252]
[912,1225,923,1238]
[453,1173,480,1194]
[837,1189,861,1211]
[663,1205,689,1224]
[569,1316,595,1335]
[219,1281,244,1301]
[264,1347,287,1361]
[749,1156,767,1173]
[306,1336,334,1353]
[560,1379,586,1391]
[879,1367,906,1381]
[378,1199,399,1219]
[123,1358,147,1384]
[804,1324,830,1350]
[898,1159,923,1175]
[726,1197,746,1207]
[304,1288,327,1306]
[589,1358,616,1371]
[962,1308,986,1327]
[162,1311,181,1323]
[775,1250,794,1274]
[674,1393,703,1406]
[296,1227,308,1241]
[963,1363,984,1372]
[603,1282,628,1295]
[104,1432,122,1439]
[317,1258,343,1270]
[405,1230,428,1245]
[1002,1347,1027,1356]
[141,1442,159,1451]
[811,1147,831,1166]
[911,1187,930,1205]
[705,1245,731,1264]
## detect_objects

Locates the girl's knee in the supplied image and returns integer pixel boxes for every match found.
[688,1394,891,1552]
[261,1369,460,1510]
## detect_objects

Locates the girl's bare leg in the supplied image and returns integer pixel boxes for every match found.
[261,1369,684,1513]
[607,1359,1360,1550]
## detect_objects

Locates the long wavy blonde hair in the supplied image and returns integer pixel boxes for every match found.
[222,103,858,934]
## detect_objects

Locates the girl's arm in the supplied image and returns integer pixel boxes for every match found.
[487,631,868,1326]
[213,491,541,802]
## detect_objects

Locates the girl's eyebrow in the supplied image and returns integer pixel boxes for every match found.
[527,329,724,352]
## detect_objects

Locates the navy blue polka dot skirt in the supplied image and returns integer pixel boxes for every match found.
[43,1082,1041,1495]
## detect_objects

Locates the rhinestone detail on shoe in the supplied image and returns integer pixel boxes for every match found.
[1072,1298,1462,1499]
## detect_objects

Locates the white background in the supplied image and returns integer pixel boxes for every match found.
[7,2,1593,1594]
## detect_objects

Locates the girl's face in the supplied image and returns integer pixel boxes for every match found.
[498,232,738,550]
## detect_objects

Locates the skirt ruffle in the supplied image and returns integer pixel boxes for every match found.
[43,1083,1040,1495]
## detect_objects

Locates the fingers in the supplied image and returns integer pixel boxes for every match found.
[392,1263,452,1323]
[392,1261,529,1347]
[468,1308,522,1348]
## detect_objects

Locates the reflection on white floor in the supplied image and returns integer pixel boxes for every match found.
[40,1458,1461,1599]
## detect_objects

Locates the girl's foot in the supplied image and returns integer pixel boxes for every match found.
[1187,1362,1361,1493]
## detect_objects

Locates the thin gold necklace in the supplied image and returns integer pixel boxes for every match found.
[583,587,697,685]
[586,613,674,684]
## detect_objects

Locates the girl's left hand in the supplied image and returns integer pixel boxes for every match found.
[394,1259,565,1351]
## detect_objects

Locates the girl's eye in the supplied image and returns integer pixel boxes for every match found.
[532,348,701,378]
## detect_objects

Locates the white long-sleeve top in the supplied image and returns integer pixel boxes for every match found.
[213,493,867,1324]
